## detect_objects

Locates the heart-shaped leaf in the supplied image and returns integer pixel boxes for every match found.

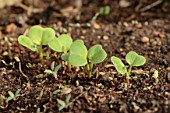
[69,40,87,66]
[111,56,127,74]
[88,44,107,64]
[18,36,37,51]
[48,38,62,52]
[29,25,43,45]
[48,34,72,53]
[126,51,146,66]
[42,28,55,45]
[57,34,72,52]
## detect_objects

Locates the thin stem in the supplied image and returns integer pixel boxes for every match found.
[67,61,71,72]
[87,63,93,78]
[92,12,100,21]
[38,44,43,62]
[64,50,71,72]
[126,65,132,79]
[126,65,132,85]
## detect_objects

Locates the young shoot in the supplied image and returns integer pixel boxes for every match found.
[44,61,62,79]
[57,94,72,111]
[18,25,55,62]
[92,6,110,21]
[48,34,72,71]
[111,51,146,84]
[6,89,21,103]
[69,40,107,78]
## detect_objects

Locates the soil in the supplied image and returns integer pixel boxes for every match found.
[0,0,170,113]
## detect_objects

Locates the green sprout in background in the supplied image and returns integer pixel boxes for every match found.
[57,94,72,111]
[18,25,55,62]
[111,51,146,84]
[6,89,21,103]
[69,40,107,78]
[92,6,110,21]
[48,34,72,71]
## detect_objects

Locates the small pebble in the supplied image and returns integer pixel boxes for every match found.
[6,23,17,33]
[167,72,170,83]
[97,36,101,39]
[92,22,100,29]
[135,23,142,28]
[2,51,8,56]
[141,36,149,43]
[123,22,129,27]
[103,35,109,40]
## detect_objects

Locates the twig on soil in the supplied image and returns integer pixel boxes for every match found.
[16,3,43,16]
[140,0,163,12]
[14,57,31,90]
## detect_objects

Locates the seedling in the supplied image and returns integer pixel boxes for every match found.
[6,89,21,103]
[18,25,55,62]
[111,51,146,84]
[69,40,107,77]
[57,94,72,111]
[92,6,110,21]
[48,34,72,70]
[44,61,62,79]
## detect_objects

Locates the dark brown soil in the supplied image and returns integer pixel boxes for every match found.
[0,0,170,113]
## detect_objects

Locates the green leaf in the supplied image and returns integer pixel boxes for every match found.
[51,61,55,70]
[66,94,71,104]
[88,44,107,64]
[69,40,87,56]
[111,56,127,74]
[6,97,13,103]
[15,89,21,96]
[42,28,55,45]
[54,64,62,73]
[99,6,110,15]
[8,91,14,98]
[57,34,72,52]
[53,89,61,94]
[69,54,87,66]
[48,34,72,53]
[44,69,53,74]
[57,99,66,107]
[18,36,37,51]
[58,106,65,111]
[48,38,62,52]
[126,51,146,66]
[61,53,70,61]
[69,40,88,66]
[29,25,43,45]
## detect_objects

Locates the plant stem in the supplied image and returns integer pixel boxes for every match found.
[67,61,71,72]
[87,63,93,78]
[126,65,132,85]
[38,44,43,62]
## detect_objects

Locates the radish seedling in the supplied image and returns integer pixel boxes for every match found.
[48,34,72,70]
[69,40,107,77]
[18,25,55,62]
[111,51,146,84]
